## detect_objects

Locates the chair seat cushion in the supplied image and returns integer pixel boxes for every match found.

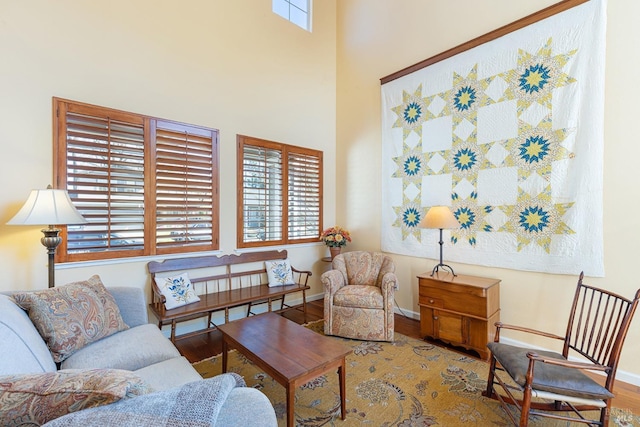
[487,342,614,400]
[333,285,383,309]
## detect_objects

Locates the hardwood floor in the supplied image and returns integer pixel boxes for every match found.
[175,299,640,416]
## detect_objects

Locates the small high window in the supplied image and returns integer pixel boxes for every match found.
[273,0,311,31]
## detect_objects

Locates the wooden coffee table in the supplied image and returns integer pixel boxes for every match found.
[217,312,351,427]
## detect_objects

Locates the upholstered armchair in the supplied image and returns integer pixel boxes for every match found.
[321,251,397,342]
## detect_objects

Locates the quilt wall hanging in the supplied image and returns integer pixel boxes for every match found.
[381,0,606,276]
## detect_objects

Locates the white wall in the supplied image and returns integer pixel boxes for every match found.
[0,1,337,296]
[336,0,640,382]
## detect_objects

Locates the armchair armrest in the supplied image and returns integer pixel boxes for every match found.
[526,351,610,373]
[493,321,565,342]
[321,270,346,296]
[107,287,148,328]
[380,272,398,291]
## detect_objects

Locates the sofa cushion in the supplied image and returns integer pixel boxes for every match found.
[61,324,180,372]
[41,374,265,427]
[12,275,129,363]
[134,356,204,391]
[0,294,56,375]
[0,369,151,427]
[153,272,200,310]
[106,286,148,328]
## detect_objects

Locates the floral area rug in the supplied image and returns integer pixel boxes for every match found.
[193,321,637,426]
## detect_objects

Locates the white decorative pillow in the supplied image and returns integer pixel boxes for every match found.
[265,259,295,287]
[154,272,200,310]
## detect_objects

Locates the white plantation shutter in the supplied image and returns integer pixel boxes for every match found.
[237,135,322,248]
[54,98,219,262]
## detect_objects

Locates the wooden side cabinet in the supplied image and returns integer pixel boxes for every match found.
[418,272,500,360]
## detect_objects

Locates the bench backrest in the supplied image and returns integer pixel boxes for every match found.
[147,250,305,299]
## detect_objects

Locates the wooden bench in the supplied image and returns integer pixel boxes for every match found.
[147,250,311,342]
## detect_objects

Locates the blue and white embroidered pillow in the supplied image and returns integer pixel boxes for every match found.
[154,272,200,310]
[265,259,295,287]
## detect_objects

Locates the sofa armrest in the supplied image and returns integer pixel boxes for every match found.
[42,374,276,427]
[107,287,148,328]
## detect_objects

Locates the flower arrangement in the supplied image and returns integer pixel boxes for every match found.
[320,226,352,248]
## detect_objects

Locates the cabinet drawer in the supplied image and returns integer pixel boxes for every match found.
[419,294,444,308]
[419,283,492,318]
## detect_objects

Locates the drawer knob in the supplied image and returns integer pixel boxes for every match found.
[433,316,438,320]
[429,299,434,304]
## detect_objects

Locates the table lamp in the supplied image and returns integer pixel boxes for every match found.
[419,206,460,276]
[7,185,87,288]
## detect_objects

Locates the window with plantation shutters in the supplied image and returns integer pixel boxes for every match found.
[53,98,219,262]
[237,135,322,248]
[154,120,217,253]
[288,150,321,241]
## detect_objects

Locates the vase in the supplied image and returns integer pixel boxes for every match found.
[329,246,342,260]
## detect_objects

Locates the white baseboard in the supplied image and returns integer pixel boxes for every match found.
[394,305,420,320]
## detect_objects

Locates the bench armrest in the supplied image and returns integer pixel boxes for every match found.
[292,266,312,286]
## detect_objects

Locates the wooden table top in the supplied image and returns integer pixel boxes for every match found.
[217,312,351,382]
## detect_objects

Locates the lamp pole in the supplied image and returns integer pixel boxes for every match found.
[430,228,456,277]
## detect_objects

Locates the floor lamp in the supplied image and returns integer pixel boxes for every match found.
[419,206,460,277]
[7,186,87,288]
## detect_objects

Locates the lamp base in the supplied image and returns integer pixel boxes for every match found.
[430,263,456,277]
[41,226,62,288]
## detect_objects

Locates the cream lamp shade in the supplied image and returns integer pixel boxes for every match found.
[7,187,86,226]
[7,186,87,287]
[419,206,459,277]
[419,206,460,230]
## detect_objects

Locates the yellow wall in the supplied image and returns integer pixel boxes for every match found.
[0,1,336,293]
[336,0,640,382]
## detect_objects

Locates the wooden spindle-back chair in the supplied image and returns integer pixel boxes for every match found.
[483,272,640,426]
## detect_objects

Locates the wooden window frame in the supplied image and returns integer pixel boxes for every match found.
[237,134,322,248]
[53,98,219,262]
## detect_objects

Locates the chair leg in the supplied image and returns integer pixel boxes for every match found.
[519,384,532,427]
[600,403,611,427]
[484,354,498,398]
[302,289,307,323]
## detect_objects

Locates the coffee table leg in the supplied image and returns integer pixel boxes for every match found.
[287,384,295,427]
[339,359,346,420]
[222,339,228,373]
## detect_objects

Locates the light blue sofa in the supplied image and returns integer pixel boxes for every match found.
[0,287,277,426]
